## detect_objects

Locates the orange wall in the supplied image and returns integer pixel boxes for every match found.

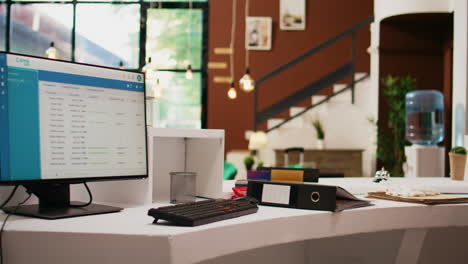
[207,0,373,153]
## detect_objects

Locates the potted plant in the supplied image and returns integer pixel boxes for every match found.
[243,155,255,171]
[256,161,264,170]
[449,146,467,180]
[377,75,415,177]
[312,119,325,149]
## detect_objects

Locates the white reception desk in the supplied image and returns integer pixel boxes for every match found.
[3,177,468,264]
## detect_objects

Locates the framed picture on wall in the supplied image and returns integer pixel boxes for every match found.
[280,0,306,30]
[245,16,272,50]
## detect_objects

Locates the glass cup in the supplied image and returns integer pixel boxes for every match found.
[170,172,196,204]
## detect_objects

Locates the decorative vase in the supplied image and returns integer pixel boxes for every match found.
[317,139,325,149]
[449,153,467,180]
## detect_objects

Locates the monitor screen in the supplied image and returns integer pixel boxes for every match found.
[0,52,148,184]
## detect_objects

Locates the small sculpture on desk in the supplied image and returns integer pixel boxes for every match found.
[373,167,390,183]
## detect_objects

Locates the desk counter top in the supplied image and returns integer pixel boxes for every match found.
[3,191,468,264]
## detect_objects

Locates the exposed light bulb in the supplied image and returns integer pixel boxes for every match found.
[45,42,58,59]
[142,57,155,73]
[152,78,162,99]
[239,68,255,92]
[228,82,237,99]
[228,88,237,99]
[142,57,156,81]
[143,57,161,99]
[185,64,193,80]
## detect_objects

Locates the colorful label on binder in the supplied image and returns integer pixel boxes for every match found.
[270,169,304,182]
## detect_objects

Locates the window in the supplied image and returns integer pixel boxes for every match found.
[0,0,208,128]
[75,4,140,68]
[146,6,204,128]
[0,4,5,51]
[10,4,73,60]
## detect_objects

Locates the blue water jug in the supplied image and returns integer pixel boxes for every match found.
[405,90,444,145]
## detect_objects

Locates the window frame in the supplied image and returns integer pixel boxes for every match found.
[0,0,209,128]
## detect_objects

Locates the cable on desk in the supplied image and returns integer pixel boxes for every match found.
[195,196,216,200]
[70,182,93,208]
[0,191,32,264]
[0,182,91,263]
[0,186,19,209]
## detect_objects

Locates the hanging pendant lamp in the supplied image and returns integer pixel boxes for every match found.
[239,67,255,92]
[45,41,58,59]
[185,64,193,80]
[227,82,237,100]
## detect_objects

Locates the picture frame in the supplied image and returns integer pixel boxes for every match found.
[245,16,272,51]
[280,0,306,31]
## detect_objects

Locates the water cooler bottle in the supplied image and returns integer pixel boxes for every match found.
[404,90,445,177]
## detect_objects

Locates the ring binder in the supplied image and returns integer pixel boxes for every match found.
[247,180,372,212]
[254,167,319,183]
[311,192,320,202]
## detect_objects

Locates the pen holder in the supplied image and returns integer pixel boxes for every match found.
[170,172,196,204]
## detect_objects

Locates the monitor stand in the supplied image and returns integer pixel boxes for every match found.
[2,183,122,220]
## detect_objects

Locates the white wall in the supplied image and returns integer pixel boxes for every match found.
[248,77,377,178]
[374,0,452,21]
[452,0,468,140]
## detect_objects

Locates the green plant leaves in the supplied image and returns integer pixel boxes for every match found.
[377,75,415,177]
[451,146,467,155]
[312,119,325,139]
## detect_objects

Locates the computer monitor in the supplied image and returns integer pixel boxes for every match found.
[0,52,148,219]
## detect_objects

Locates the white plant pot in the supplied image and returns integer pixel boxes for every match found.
[317,139,325,149]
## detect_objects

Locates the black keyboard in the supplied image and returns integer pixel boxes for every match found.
[148,197,259,226]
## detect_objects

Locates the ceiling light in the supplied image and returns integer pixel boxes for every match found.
[228,82,237,99]
[45,42,58,59]
[185,64,193,80]
[142,57,161,99]
[152,78,162,99]
[239,67,255,92]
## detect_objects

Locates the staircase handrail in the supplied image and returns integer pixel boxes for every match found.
[255,16,374,87]
[256,63,353,124]
[265,73,370,132]
[253,16,374,131]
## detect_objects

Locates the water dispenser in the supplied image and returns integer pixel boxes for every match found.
[406,90,444,145]
[404,90,445,177]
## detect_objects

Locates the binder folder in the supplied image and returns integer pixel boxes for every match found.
[256,167,319,183]
[247,180,371,212]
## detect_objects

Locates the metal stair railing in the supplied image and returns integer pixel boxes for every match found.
[253,16,374,131]
[256,63,353,125]
[266,72,370,132]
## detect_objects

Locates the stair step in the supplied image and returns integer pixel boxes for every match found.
[311,95,326,105]
[333,84,347,93]
[267,127,317,149]
[290,107,306,116]
[267,119,284,129]
[355,72,368,80]
[267,118,303,129]
[331,73,369,94]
